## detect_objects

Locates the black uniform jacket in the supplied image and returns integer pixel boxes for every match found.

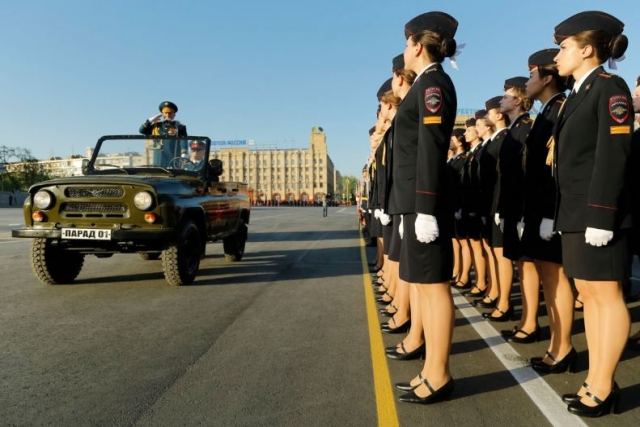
[523,93,565,223]
[477,129,508,217]
[553,67,633,232]
[447,152,467,212]
[383,120,396,213]
[498,113,532,220]
[370,142,384,210]
[388,63,457,217]
[461,143,482,215]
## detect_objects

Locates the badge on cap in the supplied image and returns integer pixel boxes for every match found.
[609,95,629,124]
[425,87,442,113]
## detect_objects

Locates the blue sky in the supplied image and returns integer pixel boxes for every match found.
[2,0,639,178]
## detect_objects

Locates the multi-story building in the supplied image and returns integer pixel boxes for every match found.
[212,127,336,204]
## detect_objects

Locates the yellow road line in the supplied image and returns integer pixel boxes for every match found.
[360,238,399,427]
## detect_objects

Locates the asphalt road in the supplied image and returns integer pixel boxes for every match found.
[0,206,639,427]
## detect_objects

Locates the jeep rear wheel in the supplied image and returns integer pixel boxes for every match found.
[31,238,85,285]
[223,222,247,262]
[139,252,161,261]
[162,220,202,286]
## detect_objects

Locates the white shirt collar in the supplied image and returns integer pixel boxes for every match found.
[489,127,507,141]
[414,63,437,82]
[573,66,600,93]
[539,92,564,113]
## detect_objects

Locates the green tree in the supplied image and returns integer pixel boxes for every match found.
[340,175,357,204]
[0,145,53,191]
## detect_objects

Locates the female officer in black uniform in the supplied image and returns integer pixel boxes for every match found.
[387,11,458,404]
[552,11,631,418]
[520,49,575,371]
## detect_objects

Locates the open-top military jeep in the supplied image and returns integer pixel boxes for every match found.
[12,135,250,286]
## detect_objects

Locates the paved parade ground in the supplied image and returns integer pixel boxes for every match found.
[1,206,639,426]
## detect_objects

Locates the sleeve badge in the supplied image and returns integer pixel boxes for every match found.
[609,95,629,124]
[424,87,442,113]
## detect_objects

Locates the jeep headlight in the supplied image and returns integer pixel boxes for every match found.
[33,190,54,210]
[133,191,154,210]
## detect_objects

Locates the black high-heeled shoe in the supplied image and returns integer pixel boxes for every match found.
[562,382,590,404]
[531,348,577,373]
[381,318,410,334]
[567,383,620,418]
[507,327,540,344]
[395,373,424,392]
[463,284,487,297]
[397,376,455,404]
[482,305,513,322]
[452,280,472,290]
[379,304,398,317]
[386,342,425,360]
[474,295,497,308]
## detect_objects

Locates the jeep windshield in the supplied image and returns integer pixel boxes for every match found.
[85,135,210,176]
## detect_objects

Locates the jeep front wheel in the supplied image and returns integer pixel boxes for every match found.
[162,220,202,286]
[31,238,85,285]
[223,222,247,262]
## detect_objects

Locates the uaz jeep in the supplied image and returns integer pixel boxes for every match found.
[12,135,250,286]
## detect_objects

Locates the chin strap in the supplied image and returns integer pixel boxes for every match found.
[449,42,466,70]
[608,54,625,70]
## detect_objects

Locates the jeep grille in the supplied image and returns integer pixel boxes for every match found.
[65,187,125,198]
[60,202,128,218]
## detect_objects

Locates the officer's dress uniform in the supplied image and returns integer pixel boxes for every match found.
[499,113,533,260]
[480,128,508,247]
[384,120,403,263]
[554,67,633,280]
[375,126,394,255]
[139,119,188,166]
[389,63,456,283]
[461,142,484,240]
[520,93,565,263]
[447,150,468,239]
[367,161,380,239]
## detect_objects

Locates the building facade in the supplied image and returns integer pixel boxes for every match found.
[212,127,336,204]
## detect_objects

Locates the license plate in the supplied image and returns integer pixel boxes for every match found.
[61,228,112,240]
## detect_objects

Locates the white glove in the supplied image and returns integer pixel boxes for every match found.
[481,216,487,226]
[181,153,189,159]
[399,215,404,239]
[499,219,504,233]
[585,227,614,247]
[469,212,476,217]
[380,212,391,225]
[454,209,462,220]
[368,209,372,214]
[517,218,525,240]
[374,209,382,219]
[494,213,500,226]
[148,114,162,124]
[415,213,439,244]
[539,218,555,241]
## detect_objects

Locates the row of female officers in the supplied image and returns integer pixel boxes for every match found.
[364,9,636,419]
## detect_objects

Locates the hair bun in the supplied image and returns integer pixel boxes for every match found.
[610,34,628,59]
[441,38,457,58]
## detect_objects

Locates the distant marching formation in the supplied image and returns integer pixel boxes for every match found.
[358,9,640,419]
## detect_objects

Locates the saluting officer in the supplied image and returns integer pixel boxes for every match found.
[140,101,188,166]
[552,11,631,418]
[388,11,459,405]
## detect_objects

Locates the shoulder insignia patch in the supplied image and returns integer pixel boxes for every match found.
[609,95,630,124]
[598,73,612,78]
[424,87,442,113]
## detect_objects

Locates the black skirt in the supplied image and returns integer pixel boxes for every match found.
[488,220,504,248]
[502,217,533,262]
[519,216,562,264]
[466,215,484,240]
[399,213,453,284]
[369,215,380,238]
[388,215,402,262]
[382,219,393,255]
[561,230,630,281]
[454,216,468,240]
